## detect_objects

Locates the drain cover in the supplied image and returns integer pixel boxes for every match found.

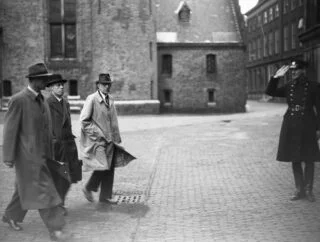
[114,195,145,204]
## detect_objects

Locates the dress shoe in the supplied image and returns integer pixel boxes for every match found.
[82,188,94,202]
[305,191,316,202]
[99,197,118,205]
[2,215,23,231]
[290,191,305,201]
[50,230,69,241]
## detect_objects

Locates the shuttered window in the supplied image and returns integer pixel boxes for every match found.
[49,0,76,59]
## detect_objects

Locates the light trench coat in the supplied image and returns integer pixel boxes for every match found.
[80,91,123,172]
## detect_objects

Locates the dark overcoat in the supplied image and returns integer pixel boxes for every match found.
[46,94,81,183]
[3,88,61,209]
[265,76,320,162]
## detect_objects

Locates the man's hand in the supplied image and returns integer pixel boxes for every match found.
[274,65,290,78]
[4,160,14,168]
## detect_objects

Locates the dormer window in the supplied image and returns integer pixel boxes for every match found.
[175,1,191,23]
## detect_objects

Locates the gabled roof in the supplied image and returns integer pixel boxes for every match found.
[155,0,243,44]
[174,1,191,14]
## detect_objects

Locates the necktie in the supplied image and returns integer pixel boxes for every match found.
[105,94,110,108]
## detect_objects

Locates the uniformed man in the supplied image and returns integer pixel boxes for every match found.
[265,59,320,202]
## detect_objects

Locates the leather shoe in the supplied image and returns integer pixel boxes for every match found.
[50,230,69,241]
[82,188,94,202]
[2,215,23,231]
[290,191,305,201]
[99,198,118,205]
[305,191,316,202]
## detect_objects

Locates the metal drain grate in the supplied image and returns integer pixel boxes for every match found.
[114,195,145,204]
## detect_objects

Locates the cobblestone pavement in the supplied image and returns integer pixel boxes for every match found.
[1,101,320,242]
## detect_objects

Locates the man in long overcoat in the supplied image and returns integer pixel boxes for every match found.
[46,74,82,215]
[265,59,320,202]
[80,73,124,204]
[2,63,68,241]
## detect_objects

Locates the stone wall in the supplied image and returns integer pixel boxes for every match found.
[1,0,158,101]
[0,0,47,94]
[158,44,247,113]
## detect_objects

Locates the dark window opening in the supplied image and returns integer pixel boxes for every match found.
[206,54,216,73]
[208,89,215,103]
[149,42,153,61]
[3,80,12,97]
[49,0,77,59]
[179,9,190,22]
[69,79,78,96]
[162,54,172,75]
[164,89,172,103]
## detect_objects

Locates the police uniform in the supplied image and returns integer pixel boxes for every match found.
[265,60,320,201]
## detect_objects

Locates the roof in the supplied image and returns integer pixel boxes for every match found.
[155,0,243,44]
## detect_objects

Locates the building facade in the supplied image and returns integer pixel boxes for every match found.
[156,0,247,112]
[245,0,305,100]
[299,0,320,82]
[0,0,246,113]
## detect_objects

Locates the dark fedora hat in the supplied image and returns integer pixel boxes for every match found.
[46,74,67,87]
[96,73,113,84]
[26,63,54,78]
[289,59,308,70]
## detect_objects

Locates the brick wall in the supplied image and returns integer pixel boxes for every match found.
[158,45,247,112]
[1,0,158,101]
[1,0,47,94]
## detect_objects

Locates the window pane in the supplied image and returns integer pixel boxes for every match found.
[69,79,78,95]
[208,89,215,102]
[207,54,216,73]
[49,0,62,23]
[164,90,172,103]
[64,0,76,23]
[284,25,289,51]
[50,25,63,58]
[162,55,172,74]
[65,24,76,58]
[2,80,12,96]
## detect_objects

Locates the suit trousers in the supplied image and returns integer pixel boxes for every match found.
[85,155,115,201]
[4,184,65,232]
[292,162,315,192]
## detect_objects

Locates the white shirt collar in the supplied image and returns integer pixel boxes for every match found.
[27,85,39,96]
[53,93,63,102]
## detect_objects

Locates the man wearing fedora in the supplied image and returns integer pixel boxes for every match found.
[265,59,320,202]
[2,63,68,241]
[46,74,82,215]
[80,73,121,204]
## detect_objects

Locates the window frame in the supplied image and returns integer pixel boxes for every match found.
[206,54,217,74]
[49,0,77,60]
[161,54,172,75]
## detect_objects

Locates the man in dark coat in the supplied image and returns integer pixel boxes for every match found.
[265,59,320,202]
[2,63,68,241]
[46,74,82,215]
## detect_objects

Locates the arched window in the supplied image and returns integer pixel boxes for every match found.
[2,80,12,97]
[69,79,78,96]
